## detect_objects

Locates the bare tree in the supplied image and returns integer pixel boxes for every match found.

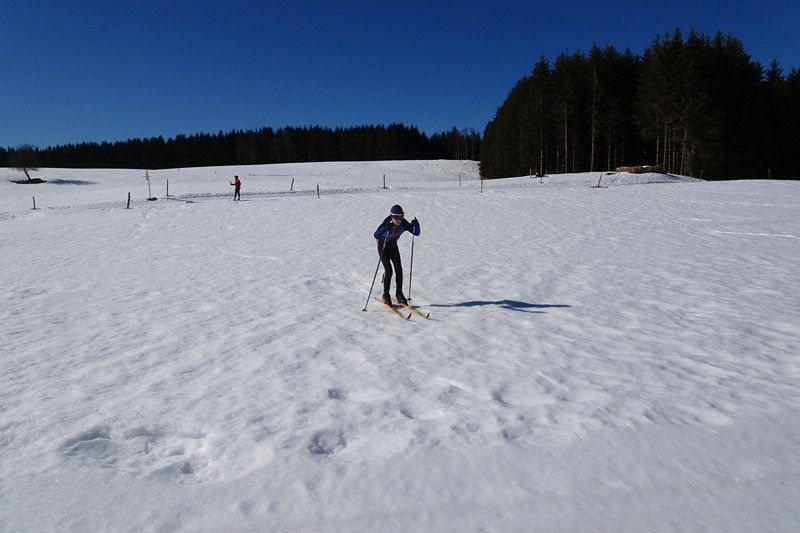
[9,144,39,181]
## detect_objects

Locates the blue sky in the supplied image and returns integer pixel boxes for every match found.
[3,0,799,148]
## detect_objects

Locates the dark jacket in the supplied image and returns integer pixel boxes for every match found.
[374,217,420,248]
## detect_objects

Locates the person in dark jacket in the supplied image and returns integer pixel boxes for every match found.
[374,204,420,306]
[230,175,241,201]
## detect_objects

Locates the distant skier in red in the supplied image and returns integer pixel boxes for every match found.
[230,175,241,201]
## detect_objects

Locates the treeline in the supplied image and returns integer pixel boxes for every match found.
[481,30,800,180]
[1,124,481,170]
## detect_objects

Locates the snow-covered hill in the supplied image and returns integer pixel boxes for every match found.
[2,161,799,531]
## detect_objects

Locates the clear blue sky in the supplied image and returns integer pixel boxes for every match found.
[3,0,799,148]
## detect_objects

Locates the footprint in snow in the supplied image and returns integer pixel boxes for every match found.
[308,430,347,456]
[492,389,513,407]
[60,425,210,483]
[327,387,347,400]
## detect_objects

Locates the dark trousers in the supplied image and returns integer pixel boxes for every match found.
[233,189,241,200]
[378,245,403,295]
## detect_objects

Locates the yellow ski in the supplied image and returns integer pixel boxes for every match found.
[374,298,411,319]
[400,302,430,319]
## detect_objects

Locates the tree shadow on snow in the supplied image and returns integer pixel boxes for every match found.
[429,300,571,313]
[48,179,96,185]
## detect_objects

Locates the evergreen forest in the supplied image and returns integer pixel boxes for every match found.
[1,124,480,171]
[480,30,800,180]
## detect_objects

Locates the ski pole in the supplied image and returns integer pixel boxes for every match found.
[363,225,392,311]
[408,234,415,300]
[363,256,383,311]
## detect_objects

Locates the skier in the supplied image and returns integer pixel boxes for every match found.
[230,175,241,201]
[374,204,420,306]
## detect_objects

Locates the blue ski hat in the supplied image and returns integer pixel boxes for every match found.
[390,204,404,216]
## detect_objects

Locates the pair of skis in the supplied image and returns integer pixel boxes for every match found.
[373,298,430,319]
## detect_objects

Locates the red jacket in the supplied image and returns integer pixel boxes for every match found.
[231,178,241,189]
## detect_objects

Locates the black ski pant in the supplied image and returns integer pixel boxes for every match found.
[233,189,240,200]
[378,244,403,296]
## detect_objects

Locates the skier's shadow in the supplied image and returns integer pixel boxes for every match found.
[429,300,571,314]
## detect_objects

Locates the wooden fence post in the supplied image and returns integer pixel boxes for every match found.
[291,178,294,192]
[32,196,36,210]
[317,184,320,199]
[126,192,131,209]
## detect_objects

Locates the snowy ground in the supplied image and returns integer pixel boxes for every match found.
[2,161,799,531]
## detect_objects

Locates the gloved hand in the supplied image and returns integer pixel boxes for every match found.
[411,217,419,227]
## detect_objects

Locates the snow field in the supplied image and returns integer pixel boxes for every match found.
[1,162,800,531]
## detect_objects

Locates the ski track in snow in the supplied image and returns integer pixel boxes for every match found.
[2,162,800,531]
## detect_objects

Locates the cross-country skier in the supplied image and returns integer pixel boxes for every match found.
[374,204,420,306]
[230,175,241,201]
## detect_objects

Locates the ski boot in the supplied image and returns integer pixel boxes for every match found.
[382,293,393,306]
[395,291,408,306]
